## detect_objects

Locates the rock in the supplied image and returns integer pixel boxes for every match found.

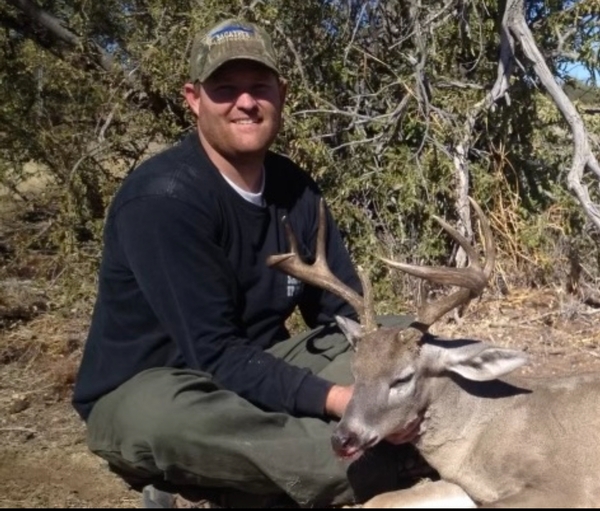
[9,393,30,414]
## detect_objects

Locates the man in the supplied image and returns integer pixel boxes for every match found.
[72,18,427,508]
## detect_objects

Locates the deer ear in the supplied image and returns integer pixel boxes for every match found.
[335,315,363,350]
[442,344,529,381]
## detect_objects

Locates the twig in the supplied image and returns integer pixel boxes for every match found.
[0,427,37,434]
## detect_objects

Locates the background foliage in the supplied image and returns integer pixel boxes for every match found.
[0,0,599,317]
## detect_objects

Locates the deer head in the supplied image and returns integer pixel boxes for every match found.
[267,198,527,460]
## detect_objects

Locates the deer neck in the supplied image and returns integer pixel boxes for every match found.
[414,373,517,479]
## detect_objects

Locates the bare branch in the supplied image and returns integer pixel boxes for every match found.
[451,9,516,268]
[507,0,600,231]
[274,22,309,90]
[6,0,115,73]
[4,0,188,126]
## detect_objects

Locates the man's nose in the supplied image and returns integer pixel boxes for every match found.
[236,92,259,110]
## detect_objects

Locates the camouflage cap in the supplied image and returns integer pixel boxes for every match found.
[189,19,280,83]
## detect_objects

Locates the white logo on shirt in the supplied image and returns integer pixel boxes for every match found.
[286,276,302,298]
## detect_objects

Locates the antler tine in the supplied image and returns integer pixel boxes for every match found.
[357,265,377,333]
[267,199,378,333]
[379,197,496,329]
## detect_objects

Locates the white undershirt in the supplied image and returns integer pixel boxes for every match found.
[220,169,266,207]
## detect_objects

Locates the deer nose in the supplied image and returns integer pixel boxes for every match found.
[331,429,359,455]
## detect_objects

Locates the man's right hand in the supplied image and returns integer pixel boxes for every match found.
[324,384,353,419]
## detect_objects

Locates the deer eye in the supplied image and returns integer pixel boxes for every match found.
[390,372,414,389]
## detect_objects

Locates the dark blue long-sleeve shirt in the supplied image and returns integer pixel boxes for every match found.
[72,132,361,421]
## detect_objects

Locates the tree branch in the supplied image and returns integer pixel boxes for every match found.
[507,0,600,231]
[5,0,114,73]
[3,0,188,127]
[452,11,515,267]
[6,0,77,43]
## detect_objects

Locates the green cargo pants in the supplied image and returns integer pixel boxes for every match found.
[85,315,417,508]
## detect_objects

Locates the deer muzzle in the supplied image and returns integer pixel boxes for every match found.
[331,425,378,460]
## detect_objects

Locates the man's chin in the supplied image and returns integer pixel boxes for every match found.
[230,133,278,156]
[228,146,270,163]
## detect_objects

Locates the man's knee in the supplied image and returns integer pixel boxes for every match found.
[87,368,217,450]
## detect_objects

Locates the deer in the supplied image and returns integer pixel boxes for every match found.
[267,198,600,508]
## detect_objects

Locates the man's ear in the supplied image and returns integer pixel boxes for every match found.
[278,77,288,106]
[183,82,201,117]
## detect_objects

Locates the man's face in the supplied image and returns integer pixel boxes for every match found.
[185,60,286,163]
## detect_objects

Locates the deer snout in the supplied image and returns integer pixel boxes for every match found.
[331,426,377,459]
[331,428,358,455]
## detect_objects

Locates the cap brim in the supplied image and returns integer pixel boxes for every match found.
[198,55,279,82]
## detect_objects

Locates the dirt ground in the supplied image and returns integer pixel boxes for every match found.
[1,182,599,508]
[0,315,140,508]
[0,288,599,508]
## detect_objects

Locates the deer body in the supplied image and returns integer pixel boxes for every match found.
[414,360,600,506]
[335,324,600,507]
[267,198,600,507]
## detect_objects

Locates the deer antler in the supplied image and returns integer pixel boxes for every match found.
[266,199,378,334]
[380,197,495,329]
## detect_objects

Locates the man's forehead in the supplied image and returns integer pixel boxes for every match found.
[206,59,277,81]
